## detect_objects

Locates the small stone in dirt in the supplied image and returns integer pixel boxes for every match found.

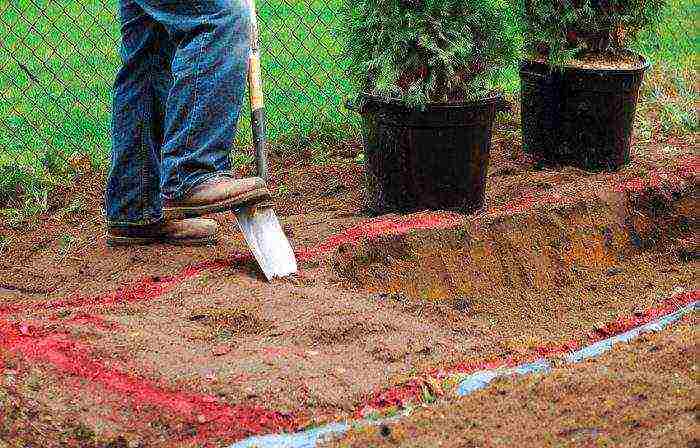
[453,297,472,312]
[382,292,407,303]
[633,308,646,317]
[212,344,231,356]
[631,393,647,402]
[380,425,391,437]
[606,267,624,276]
[105,437,128,448]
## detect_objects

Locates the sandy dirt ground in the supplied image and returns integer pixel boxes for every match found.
[323,314,699,448]
[0,136,697,447]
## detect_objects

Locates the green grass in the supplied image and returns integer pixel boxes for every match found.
[0,0,697,216]
[634,0,698,68]
[0,1,119,215]
[632,0,699,141]
[0,0,354,214]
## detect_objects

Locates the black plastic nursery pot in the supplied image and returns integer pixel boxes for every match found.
[520,57,649,171]
[351,93,503,216]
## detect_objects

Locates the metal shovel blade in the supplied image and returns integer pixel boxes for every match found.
[234,204,297,281]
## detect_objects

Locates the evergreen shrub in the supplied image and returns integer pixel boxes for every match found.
[343,0,519,106]
[522,0,667,66]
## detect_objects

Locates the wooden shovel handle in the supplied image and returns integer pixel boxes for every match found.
[247,0,268,182]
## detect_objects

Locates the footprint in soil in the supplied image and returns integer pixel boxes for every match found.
[369,338,433,363]
[307,317,396,345]
[187,306,273,341]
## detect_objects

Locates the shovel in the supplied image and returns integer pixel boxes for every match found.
[233,0,297,281]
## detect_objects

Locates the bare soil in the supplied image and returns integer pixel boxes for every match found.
[323,314,699,448]
[0,135,697,447]
[568,50,646,70]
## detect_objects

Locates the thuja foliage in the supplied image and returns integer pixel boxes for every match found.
[522,0,667,65]
[343,0,518,106]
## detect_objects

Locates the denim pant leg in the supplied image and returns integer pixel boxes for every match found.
[135,0,251,201]
[105,0,174,227]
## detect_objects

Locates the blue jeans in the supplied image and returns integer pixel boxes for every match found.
[106,0,250,227]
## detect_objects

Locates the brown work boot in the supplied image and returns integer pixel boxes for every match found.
[164,174,271,219]
[107,218,218,247]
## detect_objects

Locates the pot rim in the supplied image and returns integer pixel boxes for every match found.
[355,91,505,110]
[520,52,650,75]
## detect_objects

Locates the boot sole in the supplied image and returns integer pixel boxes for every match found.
[163,188,272,220]
[106,235,217,248]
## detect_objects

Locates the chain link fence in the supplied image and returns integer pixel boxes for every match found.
[0,0,356,207]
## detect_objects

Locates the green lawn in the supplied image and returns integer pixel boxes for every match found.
[0,0,697,215]
[0,0,353,213]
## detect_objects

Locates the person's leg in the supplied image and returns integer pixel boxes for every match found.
[105,0,165,227]
[151,24,176,158]
[134,0,259,203]
[105,0,218,246]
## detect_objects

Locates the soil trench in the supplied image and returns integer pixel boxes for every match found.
[0,147,697,446]
[323,313,699,448]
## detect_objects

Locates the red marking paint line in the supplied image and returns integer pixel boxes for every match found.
[0,256,251,318]
[504,156,698,215]
[357,289,699,416]
[297,212,464,262]
[0,319,298,443]
[0,157,696,443]
[0,275,183,318]
[3,156,697,320]
[0,290,695,444]
[0,214,466,319]
[615,155,698,194]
